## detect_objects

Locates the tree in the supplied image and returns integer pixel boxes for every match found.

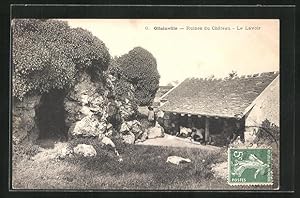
[12,19,110,100]
[111,47,160,106]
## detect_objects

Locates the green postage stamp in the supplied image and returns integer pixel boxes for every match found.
[228,148,273,185]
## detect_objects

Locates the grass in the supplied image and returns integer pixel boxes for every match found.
[12,137,221,190]
[12,137,279,190]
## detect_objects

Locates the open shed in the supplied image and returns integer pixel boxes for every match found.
[158,72,279,145]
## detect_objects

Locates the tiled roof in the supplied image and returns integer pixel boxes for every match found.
[160,72,279,118]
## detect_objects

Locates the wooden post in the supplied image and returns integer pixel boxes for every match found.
[187,116,192,128]
[223,119,227,134]
[205,117,210,142]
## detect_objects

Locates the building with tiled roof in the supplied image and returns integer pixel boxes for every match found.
[158,71,279,144]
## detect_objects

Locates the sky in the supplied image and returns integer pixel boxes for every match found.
[63,19,279,85]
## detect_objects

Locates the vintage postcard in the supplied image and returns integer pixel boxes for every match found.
[11,18,280,190]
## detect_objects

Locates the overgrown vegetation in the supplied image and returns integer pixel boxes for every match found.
[110,47,160,106]
[107,66,139,113]
[12,19,110,100]
[255,119,280,146]
[251,119,280,188]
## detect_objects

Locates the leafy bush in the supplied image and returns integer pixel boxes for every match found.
[111,47,160,106]
[12,19,110,100]
[254,119,280,188]
[255,119,280,145]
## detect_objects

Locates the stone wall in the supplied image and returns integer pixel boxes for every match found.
[12,95,41,145]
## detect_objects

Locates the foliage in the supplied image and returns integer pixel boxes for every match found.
[253,119,280,187]
[115,78,138,107]
[105,66,138,113]
[110,47,160,106]
[228,70,238,78]
[12,19,110,100]
[255,119,280,145]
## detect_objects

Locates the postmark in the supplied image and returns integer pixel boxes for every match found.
[228,148,273,185]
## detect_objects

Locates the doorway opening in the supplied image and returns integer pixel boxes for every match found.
[35,89,68,148]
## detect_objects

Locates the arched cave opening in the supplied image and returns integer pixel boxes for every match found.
[35,89,68,147]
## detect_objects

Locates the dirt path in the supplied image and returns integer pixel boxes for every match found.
[137,134,220,151]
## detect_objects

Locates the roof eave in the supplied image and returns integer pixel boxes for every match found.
[160,108,237,119]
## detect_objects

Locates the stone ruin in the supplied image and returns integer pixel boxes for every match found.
[12,70,148,151]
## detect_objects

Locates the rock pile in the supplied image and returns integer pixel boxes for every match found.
[65,72,148,144]
[120,120,147,144]
[12,70,149,150]
[64,72,107,132]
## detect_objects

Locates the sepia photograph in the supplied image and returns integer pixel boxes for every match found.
[11,18,280,190]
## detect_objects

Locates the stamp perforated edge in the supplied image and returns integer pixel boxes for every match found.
[227,146,274,186]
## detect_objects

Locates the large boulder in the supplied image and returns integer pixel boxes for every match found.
[131,120,143,137]
[122,132,136,144]
[57,146,73,160]
[12,95,41,144]
[147,124,165,139]
[99,136,116,148]
[69,115,103,137]
[73,144,97,157]
[64,72,106,130]
[120,122,130,134]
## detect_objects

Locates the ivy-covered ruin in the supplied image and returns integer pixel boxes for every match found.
[12,19,160,157]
